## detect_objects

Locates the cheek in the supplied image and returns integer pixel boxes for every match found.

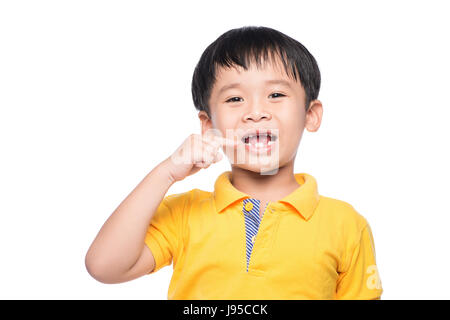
[210,112,226,132]
[281,132,301,154]
[213,112,239,131]
[280,122,304,153]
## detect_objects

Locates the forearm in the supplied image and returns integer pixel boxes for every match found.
[85,157,175,280]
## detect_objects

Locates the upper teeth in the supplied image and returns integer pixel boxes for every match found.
[242,133,277,142]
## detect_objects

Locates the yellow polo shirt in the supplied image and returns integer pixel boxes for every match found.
[144,171,383,300]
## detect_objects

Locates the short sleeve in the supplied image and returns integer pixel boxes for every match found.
[144,193,185,274]
[335,222,383,299]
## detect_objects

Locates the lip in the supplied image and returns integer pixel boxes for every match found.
[245,142,276,154]
[244,139,276,155]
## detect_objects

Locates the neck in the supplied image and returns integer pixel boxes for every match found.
[229,160,300,202]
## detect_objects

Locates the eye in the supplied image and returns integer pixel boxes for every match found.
[225,97,243,103]
[269,92,286,99]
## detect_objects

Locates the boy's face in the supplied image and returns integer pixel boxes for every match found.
[199,55,322,174]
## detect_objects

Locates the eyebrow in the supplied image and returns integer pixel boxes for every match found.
[217,79,293,96]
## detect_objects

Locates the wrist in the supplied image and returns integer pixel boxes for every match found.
[158,157,178,185]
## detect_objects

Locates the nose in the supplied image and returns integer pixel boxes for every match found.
[243,108,272,122]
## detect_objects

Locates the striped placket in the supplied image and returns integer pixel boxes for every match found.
[242,198,268,272]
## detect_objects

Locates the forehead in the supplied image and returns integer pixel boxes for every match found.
[215,55,292,82]
[212,54,301,95]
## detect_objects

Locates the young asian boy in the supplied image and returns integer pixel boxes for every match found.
[85,25,383,300]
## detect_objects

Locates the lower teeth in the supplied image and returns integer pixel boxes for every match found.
[250,141,274,148]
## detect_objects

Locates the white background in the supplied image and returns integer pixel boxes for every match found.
[1,0,449,299]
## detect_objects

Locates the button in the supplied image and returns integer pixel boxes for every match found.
[244,202,253,211]
[251,235,256,243]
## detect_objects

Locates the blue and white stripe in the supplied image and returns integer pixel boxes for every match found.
[242,198,266,272]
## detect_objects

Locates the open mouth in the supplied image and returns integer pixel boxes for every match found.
[241,130,278,149]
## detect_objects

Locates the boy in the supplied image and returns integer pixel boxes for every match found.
[85,26,383,300]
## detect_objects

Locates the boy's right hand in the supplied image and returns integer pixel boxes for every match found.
[165,132,237,183]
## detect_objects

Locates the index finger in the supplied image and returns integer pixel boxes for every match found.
[211,134,239,147]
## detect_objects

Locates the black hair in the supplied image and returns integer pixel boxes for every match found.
[191,26,321,118]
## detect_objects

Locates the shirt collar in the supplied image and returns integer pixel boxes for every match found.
[213,171,320,221]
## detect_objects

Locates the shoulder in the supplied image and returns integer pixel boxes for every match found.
[316,196,373,271]
[316,195,369,234]
[162,188,213,210]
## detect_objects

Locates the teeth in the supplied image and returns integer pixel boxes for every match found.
[242,133,277,143]
[248,140,275,148]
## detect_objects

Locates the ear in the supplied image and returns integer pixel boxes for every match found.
[198,110,213,135]
[305,100,323,132]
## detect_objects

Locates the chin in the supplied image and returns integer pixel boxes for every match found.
[232,161,281,175]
